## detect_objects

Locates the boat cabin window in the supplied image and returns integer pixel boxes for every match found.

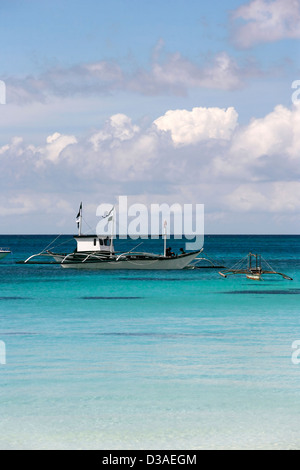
[98,238,110,246]
[75,236,112,253]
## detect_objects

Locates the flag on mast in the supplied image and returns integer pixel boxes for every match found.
[76,203,82,230]
[102,206,114,222]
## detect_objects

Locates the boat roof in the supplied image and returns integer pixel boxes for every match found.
[73,235,109,239]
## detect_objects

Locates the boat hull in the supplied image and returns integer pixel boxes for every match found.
[246,274,262,281]
[51,251,201,270]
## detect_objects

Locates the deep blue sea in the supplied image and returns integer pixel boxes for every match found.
[0,234,299,450]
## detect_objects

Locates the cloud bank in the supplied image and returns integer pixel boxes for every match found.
[154,107,238,146]
[5,48,261,105]
[1,103,300,233]
[231,0,300,48]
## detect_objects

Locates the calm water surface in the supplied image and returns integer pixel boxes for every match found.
[0,235,299,449]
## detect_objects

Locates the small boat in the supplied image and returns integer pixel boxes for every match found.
[219,253,293,281]
[246,273,261,281]
[0,249,11,261]
[22,204,202,270]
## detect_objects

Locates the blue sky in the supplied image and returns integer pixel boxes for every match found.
[0,1,237,71]
[0,0,300,234]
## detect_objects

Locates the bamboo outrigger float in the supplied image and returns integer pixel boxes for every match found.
[219,253,293,281]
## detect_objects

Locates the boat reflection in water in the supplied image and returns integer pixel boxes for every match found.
[0,249,11,261]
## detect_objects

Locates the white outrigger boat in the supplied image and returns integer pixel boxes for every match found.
[0,248,11,261]
[219,253,293,281]
[22,204,202,270]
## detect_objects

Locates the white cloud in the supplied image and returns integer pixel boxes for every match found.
[144,51,244,93]
[40,132,77,163]
[231,0,300,48]
[5,47,260,105]
[231,104,300,160]
[0,136,24,156]
[0,193,61,217]
[1,105,299,189]
[90,114,140,150]
[153,106,239,146]
[7,60,124,104]
[213,104,300,181]
[230,105,293,158]
[226,182,300,213]
[1,103,300,233]
[0,195,36,216]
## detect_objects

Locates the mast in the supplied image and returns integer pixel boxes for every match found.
[110,207,115,254]
[163,220,167,257]
[76,202,83,236]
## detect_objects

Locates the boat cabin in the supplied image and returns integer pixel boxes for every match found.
[74,235,113,253]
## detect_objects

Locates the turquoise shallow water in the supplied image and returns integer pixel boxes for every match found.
[0,235,300,449]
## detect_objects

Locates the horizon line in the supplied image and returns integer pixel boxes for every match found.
[0,233,299,237]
